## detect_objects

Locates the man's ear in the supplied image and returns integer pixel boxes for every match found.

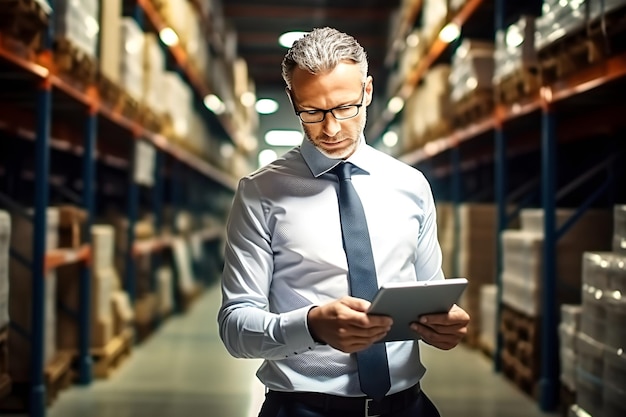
[365,76,374,106]
[285,87,294,105]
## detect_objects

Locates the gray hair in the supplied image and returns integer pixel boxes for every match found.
[281,27,369,90]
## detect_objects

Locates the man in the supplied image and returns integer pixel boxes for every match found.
[218,27,470,417]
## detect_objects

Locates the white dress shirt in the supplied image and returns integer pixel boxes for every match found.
[218,136,444,397]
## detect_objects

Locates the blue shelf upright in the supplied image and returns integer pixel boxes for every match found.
[76,109,98,385]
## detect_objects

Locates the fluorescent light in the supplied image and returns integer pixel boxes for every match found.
[240,91,256,107]
[386,96,405,114]
[255,98,279,114]
[279,31,308,48]
[264,130,302,146]
[203,94,225,114]
[159,27,179,46]
[258,149,278,167]
[439,23,460,43]
[382,131,399,148]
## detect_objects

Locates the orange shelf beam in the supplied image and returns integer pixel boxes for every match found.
[136,0,243,148]
[369,0,485,141]
[401,50,626,165]
[45,244,91,272]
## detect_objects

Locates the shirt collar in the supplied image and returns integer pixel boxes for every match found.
[301,134,372,178]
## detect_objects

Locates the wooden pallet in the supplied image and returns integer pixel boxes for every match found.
[91,328,133,379]
[538,6,626,85]
[0,350,73,412]
[500,305,541,399]
[452,89,494,128]
[53,37,98,86]
[494,67,540,105]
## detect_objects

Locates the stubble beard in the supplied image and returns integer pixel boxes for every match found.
[303,113,367,160]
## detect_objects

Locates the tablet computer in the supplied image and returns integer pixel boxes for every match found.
[367,278,468,343]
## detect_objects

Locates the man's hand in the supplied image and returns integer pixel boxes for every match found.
[307,297,393,353]
[410,304,470,350]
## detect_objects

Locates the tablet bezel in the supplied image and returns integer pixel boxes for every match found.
[367,278,468,343]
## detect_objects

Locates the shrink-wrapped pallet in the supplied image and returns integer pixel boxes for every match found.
[120,17,145,102]
[559,304,582,391]
[53,0,100,57]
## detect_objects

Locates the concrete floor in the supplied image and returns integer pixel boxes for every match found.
[12,284,560,417]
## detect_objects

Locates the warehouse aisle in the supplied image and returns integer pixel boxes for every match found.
[39,284,558,417]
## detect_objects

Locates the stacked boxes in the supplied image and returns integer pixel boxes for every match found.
[559,304,582,392]
[449,39,495,103]
[575,251,626,417]
[478,284,497,356]
[456,203,498,346]
[535,0,589,51]
[162,72,193,141]
[8,208,59,382]
[53,0,100,57]
[120,17,145,102]
[98,0,122,83]
[493,15,537,84]
[56,225,132,351]
[501,208,612,317]
[142,32,167,117]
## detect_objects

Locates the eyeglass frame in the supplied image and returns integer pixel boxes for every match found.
[288,83,366,124]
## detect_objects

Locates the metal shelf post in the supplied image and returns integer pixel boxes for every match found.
[451,146,462,278]
[125,144,139,304]
[539,108,558,411]
[77,111,97,384]
[493,127,507,373]
[30,81,52,417]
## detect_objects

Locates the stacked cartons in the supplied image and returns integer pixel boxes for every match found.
[559,304,582,393]
[613,205,626,254]
[53,0,100,57]
[98,0,122,84]
[501,208,612,317]
[119,17,145,102]
[171,237,199,312]
[456,203,498,347]
[8,208,59,383]
[478,284,497,356]
[56,225,132,351]
[574,251,626,417]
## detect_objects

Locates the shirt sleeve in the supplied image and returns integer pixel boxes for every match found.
[217,178,318,360]
[414,174,445,282]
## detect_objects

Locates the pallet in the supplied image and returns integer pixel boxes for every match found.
[53,37,98,87]
[500,305,541,399]
[452,89,494,128]
[91,328,133,379]
[538,6,626,85]
[0,0,49,50]
[0,350,73,412]
[494,67,540,105]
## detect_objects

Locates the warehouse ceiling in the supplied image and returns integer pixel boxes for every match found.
[222,0,402,93]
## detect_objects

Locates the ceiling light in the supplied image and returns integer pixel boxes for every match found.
[220,143,234,159]
[382,131,399,148]
[406,33,420,48]
[279,31,308,48]
[439,23,460,43]
[258,149,278,167]
[203,94,225,114]
[240,91,256,107]
[159,27,179,46]
[255,98,279,114]
[264,130,302,146]
[386,96,405,114]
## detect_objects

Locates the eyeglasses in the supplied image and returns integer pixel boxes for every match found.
[291,83,365,124]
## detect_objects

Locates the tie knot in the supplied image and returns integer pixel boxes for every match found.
[332,162,352,181]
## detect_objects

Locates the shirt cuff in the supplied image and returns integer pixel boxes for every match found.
[280,305,318,353]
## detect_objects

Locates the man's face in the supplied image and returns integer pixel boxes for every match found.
[289,62,373,159]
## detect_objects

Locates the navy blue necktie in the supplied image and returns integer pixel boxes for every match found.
[332,162,391,402]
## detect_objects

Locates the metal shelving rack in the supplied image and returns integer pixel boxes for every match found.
[0,2,238,416]
[374,0,626,412]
